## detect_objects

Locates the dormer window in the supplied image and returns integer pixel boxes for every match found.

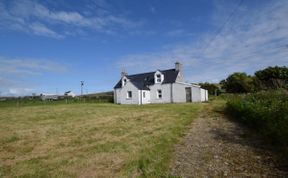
[156,74,161,83]
[122,77,128,87]
[155,71,164,83]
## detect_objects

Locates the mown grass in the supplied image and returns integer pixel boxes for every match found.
[0,102,202,177]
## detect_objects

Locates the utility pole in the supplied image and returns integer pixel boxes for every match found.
[80,81,84,96]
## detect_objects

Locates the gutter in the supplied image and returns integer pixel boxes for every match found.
[171,83,174,103]
[140,90,142,105]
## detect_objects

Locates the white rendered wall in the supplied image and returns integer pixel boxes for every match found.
[141,90,151,104]
[114,81,206,104]
[200,89,206,102]
[149,83,172,103]
[117,82,140,104]
[192,86,201,102]
[172,83,187,103]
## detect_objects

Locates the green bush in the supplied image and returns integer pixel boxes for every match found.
[226,90,288,146]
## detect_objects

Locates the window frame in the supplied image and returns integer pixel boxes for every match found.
[156,74,161,83]
[157,89,162,99]
[122,77,128,87]
[127,91,132,99]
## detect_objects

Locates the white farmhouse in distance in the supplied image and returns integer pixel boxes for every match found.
[64,91,76,97]
[40,93,59,101]
[114,62,208,105]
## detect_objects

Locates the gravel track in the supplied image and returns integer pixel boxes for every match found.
[170,103,287,178]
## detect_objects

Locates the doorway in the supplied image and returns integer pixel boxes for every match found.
[185,87,192,102]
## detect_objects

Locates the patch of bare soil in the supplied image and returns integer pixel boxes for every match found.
[170,103,288,178]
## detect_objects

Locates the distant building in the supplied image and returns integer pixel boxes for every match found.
[64,91,76,97]
[40,93,59,101]
[114,62,208,105]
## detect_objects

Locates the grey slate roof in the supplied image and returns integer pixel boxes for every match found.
[114,69,179,90]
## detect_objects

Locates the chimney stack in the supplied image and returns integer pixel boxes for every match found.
[121,69,128,78]
[175,61,182,72]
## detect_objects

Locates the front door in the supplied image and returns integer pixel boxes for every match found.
[185,87,192,102]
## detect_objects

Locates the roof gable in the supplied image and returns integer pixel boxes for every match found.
[114,69,179,89]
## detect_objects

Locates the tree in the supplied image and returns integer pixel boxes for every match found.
[199,82,220,95]
[254,66,288,90]
[222,72,254,93]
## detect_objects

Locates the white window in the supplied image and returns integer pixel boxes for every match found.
[143,91,146,98]
[122,78,128,87]
[157,89,162,99]
[127,91,132,99]
[156,74,161,83]
[122,77,128,87]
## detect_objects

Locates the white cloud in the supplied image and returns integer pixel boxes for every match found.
[7,88,35,96]
[0,77,37,96]
[0,0,139,38]
[29,22,63,39]
[117,0,288,83]
[0,56,68,96]
[0,56,67,75]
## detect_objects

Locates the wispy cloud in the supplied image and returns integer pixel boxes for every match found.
[0,56,68,96]
[0,77,37,97]
[0,56,67,75]
[166,29,195,37]
[0,0,139,38]
[117,0,288,82]
[29,22,63,39]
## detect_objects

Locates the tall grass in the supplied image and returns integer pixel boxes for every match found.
[226,90,288,146]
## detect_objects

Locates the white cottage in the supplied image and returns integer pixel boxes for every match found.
[114,62,208,105]
[64,91,76,97]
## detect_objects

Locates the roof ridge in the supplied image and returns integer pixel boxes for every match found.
[127,68,175,77]
[114,68,178,89]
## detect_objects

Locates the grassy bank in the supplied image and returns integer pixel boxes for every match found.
[0,103,202,177]
[226,90,288,146]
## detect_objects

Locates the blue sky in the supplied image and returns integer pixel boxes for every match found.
[0,0,287,96]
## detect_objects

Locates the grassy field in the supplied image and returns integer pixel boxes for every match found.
[0,102,202,177]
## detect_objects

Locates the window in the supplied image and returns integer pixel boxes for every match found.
[122,78,128,87]
[127,91,132,99]
[143,91,146,98]
[156,74,161,83]
[157,89,162,99]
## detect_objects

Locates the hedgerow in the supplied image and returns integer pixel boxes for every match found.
[226,90,288,146]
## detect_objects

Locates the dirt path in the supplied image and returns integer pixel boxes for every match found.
[170,101,287,178]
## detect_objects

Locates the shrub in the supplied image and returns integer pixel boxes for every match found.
[254,66,288,90]
[226,90,288,146]
[221,72,255,93]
